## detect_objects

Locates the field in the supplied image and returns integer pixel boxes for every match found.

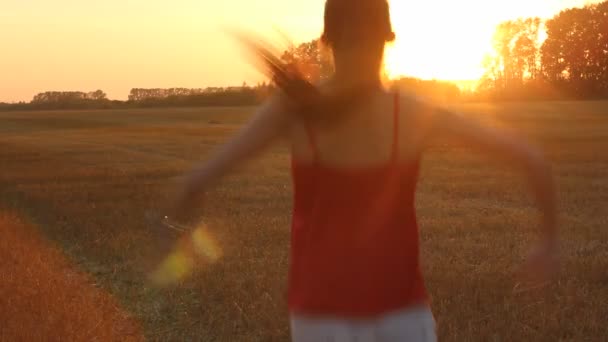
[1,102,607,341]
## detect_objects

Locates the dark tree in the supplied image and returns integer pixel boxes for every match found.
[481,0,608,100]
[483,17,543,91]
[280,39,334,84]
[542,2,608,97]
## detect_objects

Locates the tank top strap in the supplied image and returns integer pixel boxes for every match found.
[303,92,400,165]
[391,91,400,163]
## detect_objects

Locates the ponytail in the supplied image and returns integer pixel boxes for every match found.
[236,32,379,126]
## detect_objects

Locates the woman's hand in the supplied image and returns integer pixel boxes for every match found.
[517,239,560,291]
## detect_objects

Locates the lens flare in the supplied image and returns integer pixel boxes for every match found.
[191,224,222,261]
[149,249,194,287]
[148,220,222,287]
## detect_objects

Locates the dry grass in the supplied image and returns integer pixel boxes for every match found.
[0,211,143,341]
[0,102,607,341]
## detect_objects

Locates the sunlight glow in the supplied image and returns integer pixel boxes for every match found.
[149,223,221,287]
[0,0,600,101]
[383,0,598,81]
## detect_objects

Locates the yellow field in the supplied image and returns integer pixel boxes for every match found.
[1,102,607,341]
[0,212,143,341]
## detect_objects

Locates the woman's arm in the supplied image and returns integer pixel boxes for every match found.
[169,94,293,222]
[428,107,557,246]
[418,100,558,282]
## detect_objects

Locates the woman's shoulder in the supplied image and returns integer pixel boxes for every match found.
[395,88,447,122]
[395,88,434,110]
[392,88,444,153]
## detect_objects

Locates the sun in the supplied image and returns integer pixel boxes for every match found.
[383,1,497,82]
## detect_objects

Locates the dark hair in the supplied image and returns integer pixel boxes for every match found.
[321,0,396,47]
[236,1,395,125]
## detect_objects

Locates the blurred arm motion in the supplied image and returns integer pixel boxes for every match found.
[170,95,292,222]
[421,101,559,282]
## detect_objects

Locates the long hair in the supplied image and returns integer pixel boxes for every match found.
[237,0,396,125]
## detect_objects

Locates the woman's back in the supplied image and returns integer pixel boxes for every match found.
[290,88,429,167]
[288,89,430,317]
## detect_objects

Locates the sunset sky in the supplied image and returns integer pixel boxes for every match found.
[0,0,600,102]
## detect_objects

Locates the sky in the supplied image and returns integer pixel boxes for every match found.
[0,0,600,102]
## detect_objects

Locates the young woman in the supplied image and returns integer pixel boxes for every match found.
[166,0,558,340]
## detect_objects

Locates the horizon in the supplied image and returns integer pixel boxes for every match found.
[1,0,600,103]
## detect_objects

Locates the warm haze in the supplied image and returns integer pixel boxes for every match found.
[0,0,600,102]
[2,0,608,340]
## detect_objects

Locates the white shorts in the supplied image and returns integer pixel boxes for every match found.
[290,306,437,342]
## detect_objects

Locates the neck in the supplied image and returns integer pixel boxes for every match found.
[332,68,383,90]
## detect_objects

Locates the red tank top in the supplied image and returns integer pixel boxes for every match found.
[288,92,429,317]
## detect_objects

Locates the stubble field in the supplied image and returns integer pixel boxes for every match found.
[1,102,607,341]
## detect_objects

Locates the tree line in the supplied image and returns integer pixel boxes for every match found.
[479,0,608,100]
[1,1,605,111]
[0,79,458,114]
[0,85,274,111]
[125,84,273,107]
[0,38,461,111]
[1,90,116,111]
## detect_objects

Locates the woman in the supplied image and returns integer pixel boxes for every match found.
[166,0,558,340]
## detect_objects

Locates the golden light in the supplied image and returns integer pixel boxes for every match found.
[382,0,596,82]
[149,222,222,287]
[384,1,495,81]
[1,0,599,102]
